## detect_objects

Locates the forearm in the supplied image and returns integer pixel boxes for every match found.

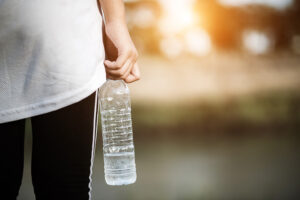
[98,0,126,25]
[98,0,140,83]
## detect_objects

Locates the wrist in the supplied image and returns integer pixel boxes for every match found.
[104,20,129,36]
[105,19,127,27]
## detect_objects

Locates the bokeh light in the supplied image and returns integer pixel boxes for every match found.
[158,0,196,35]
[243,30,273,54]
[184,28,212,56]
[160,36,183,58]
[126,6,155,28]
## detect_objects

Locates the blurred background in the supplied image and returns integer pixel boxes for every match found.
[20,0,300,199]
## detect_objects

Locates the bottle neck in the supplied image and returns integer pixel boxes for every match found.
[106,78,125,84]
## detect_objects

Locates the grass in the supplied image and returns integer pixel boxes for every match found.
[131,89,300,137]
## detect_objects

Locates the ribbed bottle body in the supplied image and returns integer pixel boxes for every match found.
[99,80,136,185]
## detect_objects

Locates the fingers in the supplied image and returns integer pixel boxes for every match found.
[106,58,132,77]
[106,63,140,83]
[124,74,137,83]
[124,63,140,83]
[131,63,141,79]
[104,48,140,83]
[121,59,135,79]
[104,52,129,70]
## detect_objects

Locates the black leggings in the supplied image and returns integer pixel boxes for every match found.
[0,90,99,200]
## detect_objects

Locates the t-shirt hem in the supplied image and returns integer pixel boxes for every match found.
[0,64,106,124]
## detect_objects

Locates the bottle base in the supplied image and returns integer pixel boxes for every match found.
[105,172,137,186]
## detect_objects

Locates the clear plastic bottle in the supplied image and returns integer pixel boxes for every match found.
[99,79,137,185]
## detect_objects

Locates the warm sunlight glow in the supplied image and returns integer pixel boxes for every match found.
[128,6,155,28]
[160,36,183,58]
[184,28,212,56]
[158,0,196,35]
[243,30,272,54]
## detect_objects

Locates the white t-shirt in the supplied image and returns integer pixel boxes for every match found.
[0,0,106,123]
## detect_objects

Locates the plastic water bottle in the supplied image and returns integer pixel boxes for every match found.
[99,79,137,185]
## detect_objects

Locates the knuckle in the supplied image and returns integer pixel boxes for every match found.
[125,49,132,57]
[118,68,126,77]
[115,64,122,69]
[121,74,127,79]
[130,48,137,56]
[132,53,138,60]
[127,50,133,57]
[120,68,126,74]
[115,70,123,76]
[133,48,138,56]
[132,50,138,61]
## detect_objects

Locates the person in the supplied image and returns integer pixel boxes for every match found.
[0,0,140,199]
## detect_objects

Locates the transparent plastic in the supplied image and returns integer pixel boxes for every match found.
[99,79,137,185]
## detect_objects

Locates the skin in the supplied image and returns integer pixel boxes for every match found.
[98,0,141,83]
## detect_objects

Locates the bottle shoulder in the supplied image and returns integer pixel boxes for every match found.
[100,79,129,98]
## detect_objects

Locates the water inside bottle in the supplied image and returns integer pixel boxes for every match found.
[104,152,136,185]
[99,80,137,185]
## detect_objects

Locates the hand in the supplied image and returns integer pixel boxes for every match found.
[103,21,140,83]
